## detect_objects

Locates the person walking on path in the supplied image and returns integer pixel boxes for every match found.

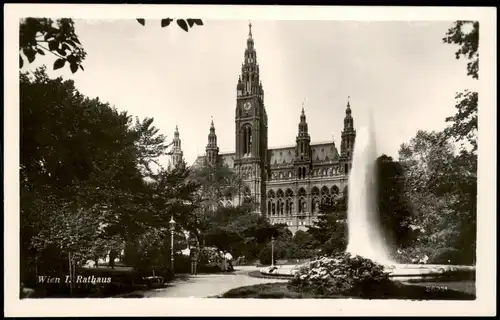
[190,246,199,275]
[224,251,234,272]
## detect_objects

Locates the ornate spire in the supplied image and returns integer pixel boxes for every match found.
[237,22,262,98]
[346,96,352,115]
[169,125,183,169]
[341,96,356,160]
[206,118,219,164]
[298,102,308,135]
[344,96,353,129]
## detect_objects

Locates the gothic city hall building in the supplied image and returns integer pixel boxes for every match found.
[174,24,356,233]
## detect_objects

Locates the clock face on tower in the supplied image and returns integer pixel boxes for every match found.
[244,101,252,111]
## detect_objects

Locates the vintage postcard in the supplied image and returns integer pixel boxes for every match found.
[4,4,497,317]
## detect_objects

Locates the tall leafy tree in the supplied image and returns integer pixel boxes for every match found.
[307,193,348,255]
[190,161,245,212]
[20,66,174,284]
[398,130,476,264]
[442,20,479,154]
[203,205,275,260]
[376,154,414,248]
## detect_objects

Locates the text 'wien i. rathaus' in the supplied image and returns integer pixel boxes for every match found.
[169,23,356,234]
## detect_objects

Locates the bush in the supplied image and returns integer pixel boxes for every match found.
[258,241,287,265]
[288,252,393,298]
[394,246,471,265]
[430,248,463,265]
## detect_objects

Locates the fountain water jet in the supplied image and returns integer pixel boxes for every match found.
[346,123,394,265]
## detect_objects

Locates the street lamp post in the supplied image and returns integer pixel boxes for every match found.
[169,216,176,276]
[271,236,275,267]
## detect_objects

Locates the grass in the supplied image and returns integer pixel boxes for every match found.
[219,281,476,300]
[219,282,315,299]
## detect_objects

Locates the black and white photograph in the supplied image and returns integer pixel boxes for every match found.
[4,4,496,317]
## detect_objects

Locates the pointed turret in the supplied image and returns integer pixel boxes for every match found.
[340,96,356,174]
[294,102,312,179]
[206,118,219,165]
[168,125,184,169]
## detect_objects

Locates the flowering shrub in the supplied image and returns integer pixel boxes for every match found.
[288,252,393,297]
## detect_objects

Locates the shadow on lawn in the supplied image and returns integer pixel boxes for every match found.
[219,282,476,300]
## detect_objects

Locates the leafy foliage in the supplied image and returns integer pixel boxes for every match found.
[258,240,288,265]
[442,21,479,156]
[398,129,477,264]
[19,18,86,73]
[288,253,391,298]
[136,18,204,32]
[307,193,348,255]
[442,21,479,80]
[288,230,316,259]
[398,130,456,194]
[190,161,245,212]
[376,154,414,248]
[444,90,478,155]
[20,67,202,286]
[203,206,275,260]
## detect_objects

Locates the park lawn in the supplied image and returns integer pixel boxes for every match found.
[219,281,476,300]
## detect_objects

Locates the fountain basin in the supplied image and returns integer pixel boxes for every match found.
[383,264,475,281]
[260,263,475,281]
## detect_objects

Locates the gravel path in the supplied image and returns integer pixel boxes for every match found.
[128,266,287,298]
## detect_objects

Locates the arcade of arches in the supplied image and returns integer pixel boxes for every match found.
[266,184,345,231]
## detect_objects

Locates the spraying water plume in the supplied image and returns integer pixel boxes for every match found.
[346,114,394,265]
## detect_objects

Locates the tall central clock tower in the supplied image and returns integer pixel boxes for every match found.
[233,23,268,214]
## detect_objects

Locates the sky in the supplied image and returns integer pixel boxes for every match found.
[23,19,478,167]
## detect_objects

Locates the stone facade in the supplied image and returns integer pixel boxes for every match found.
[184,23,356,234]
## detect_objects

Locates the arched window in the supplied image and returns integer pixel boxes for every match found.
[298,188,306,197]
[298,198,307,213]
[277,189,284,199]
[311,186,320,196]
[276,189,284,215]
[298,188,307,214]
[331,185,340,196]
[272,202,276,215]
[267,200,271,214]
[285,189,294,216]
[267,189,275,199]
[314,198,320,213]
[321,186,329,196]
[242,125,252,155]
[297,168,301,179]
[344,163,349,174]
[302,167,306,178]
[243,186,252,204]
[321,186,330,205]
